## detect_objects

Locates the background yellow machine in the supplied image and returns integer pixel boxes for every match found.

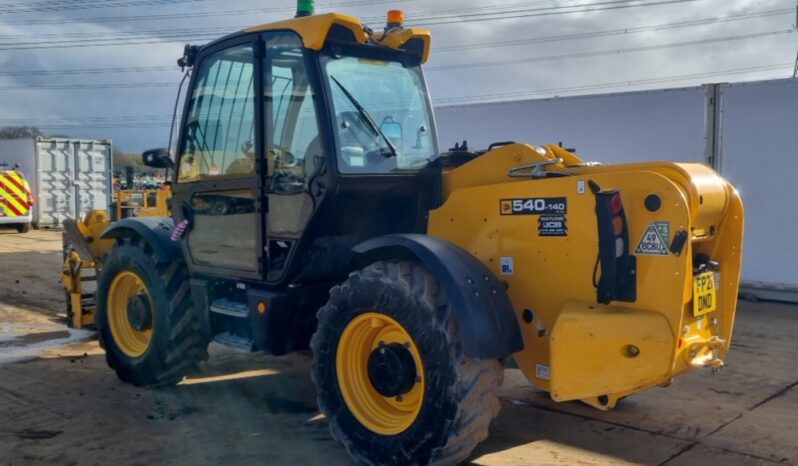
[61,188,170,328]
[70,3,744,465]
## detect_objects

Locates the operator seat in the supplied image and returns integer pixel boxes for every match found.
[266,137,322,237]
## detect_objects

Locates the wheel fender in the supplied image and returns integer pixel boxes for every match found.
[101,216,182,263]
[353,233,524,359]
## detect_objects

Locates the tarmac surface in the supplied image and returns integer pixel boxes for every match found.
[0,229,796,466]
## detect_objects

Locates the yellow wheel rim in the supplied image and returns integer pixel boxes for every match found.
[335,312,425,435]
[107,270,153,358]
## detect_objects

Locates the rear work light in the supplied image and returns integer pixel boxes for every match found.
[589,181,637,304]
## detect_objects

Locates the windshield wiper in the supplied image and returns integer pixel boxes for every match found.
[330,75,398,158]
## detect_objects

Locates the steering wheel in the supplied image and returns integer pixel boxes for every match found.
[210,197,230,216]
[268,145,299,169]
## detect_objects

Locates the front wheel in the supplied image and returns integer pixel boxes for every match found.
[95,237,208,386]
[311,260,503,466]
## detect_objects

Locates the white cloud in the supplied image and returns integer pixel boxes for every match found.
[0,0,794,150]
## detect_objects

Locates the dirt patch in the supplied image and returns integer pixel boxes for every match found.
[0,330,71,347]
[0,230,65,316]
[1,229,797,465]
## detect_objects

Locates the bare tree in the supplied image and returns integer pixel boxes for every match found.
[0,126,43,139]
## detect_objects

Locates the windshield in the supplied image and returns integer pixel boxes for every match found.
[322,55,436,173]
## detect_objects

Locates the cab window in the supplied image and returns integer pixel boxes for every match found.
[322,55,436,174]
[265,34,323,195]
[178,44,256,182]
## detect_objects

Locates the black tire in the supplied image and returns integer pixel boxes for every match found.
[311,260,503,466]
[16,222,30,233]
[95,237,209,386]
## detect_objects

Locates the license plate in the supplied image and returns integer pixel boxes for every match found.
[693,271,717,317]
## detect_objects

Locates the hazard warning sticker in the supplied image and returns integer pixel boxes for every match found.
[635,221,670,256]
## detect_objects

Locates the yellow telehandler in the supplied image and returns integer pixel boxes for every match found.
[75,3,744,465]
[61,185,170,328]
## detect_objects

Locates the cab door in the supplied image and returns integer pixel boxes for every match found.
[172,37,264,279]
[261,32,325,282]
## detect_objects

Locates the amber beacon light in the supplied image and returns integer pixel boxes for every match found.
[386,9,404,28]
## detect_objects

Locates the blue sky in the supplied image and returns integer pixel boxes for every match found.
[0,0,794,151]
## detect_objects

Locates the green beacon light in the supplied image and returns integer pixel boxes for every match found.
[296,0,314,17]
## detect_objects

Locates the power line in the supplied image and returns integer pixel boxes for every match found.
[435,8,793,52]
[0,7,790,74]
[0,0,411,24]
[0,26,232,40]
[427,29,795,72]
[0,0,557,36]
[0,66,174,76]
[414,0,704,26]
[0,82,177,91]
[0,115,171,123]
[1,0,216,14]
[379,0,641,21]
[2,0,245,15]
[3,2,777,44]
[0,0,706,52]
[0,28,790,84]
[433,62,794,105]
[0,33,224,51]
[3,62,792,127]
[0,0,620,34]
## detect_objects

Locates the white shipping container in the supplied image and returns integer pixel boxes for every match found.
[0,137,113,228]
[715,79,798,301]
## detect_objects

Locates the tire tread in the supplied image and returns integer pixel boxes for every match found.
[96,239,208,386]
[311,260,503,466]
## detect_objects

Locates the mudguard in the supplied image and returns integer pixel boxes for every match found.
[353,233,524,359]
[101,216,182,263]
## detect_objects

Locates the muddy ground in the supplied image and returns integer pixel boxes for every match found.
[0,229,796,466]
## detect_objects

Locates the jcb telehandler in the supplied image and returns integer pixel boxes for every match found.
[89,4,744,465]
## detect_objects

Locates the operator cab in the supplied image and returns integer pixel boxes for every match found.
[164,12,439,287]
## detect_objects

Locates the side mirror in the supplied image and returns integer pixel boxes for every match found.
[142,148,174,169]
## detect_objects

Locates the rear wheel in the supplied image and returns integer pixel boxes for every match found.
[311,260,503,466]
[96,237,208,386]
[16,222,30,233]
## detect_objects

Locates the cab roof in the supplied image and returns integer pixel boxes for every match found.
[211,12,431,64]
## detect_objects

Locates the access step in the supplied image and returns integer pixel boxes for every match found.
[209,298,249,318]
[213,332,254,352]
[208,298,255,352]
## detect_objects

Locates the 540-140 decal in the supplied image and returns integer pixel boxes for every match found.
[500,197,567,215]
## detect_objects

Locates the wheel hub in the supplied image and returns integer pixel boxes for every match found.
[335,312,425,435]
[367,342,417,397]
[126,294,152,331]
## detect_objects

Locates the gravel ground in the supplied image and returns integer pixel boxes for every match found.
[0,229,796,466]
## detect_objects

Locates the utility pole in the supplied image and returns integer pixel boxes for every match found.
[794,1,798,78]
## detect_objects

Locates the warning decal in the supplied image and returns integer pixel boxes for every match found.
[635,221,670,256]
[500,257,514,275]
